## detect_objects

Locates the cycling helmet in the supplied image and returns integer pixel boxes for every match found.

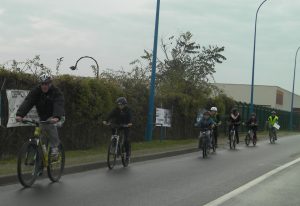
[116,97,127,105]
[210,107,218,112]
[232,108,238,113]
[271,111,276,114]
[251,112,256,116]
[39,73,51,83]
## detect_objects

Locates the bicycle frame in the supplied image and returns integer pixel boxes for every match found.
[30,127,50,168]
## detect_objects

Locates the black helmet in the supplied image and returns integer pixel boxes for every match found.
[232,108,238,113]
[251,112,256,116]
[116,97,127,105]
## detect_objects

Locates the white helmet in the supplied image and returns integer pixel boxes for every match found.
[39,73,52,83]
[210,107,218,112]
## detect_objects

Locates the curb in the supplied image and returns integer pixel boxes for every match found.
[0,147,198,186]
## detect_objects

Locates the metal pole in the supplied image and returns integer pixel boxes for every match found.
[145,0,161,141]
[290,47,300,130]
[250,0,268,113]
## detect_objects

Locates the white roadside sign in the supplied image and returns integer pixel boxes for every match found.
[6,90,39,128]
[156,108,171,127]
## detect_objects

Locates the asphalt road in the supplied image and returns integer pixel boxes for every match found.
[1,135,300,206]
[221,161,300,206]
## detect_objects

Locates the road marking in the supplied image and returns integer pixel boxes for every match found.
[203,157,300,206]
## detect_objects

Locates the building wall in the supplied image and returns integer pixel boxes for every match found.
[214,83,300,112]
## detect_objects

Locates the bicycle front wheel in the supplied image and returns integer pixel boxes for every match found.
[17,142,39,187]
[47,144,65,182]
[245,134,250,146]
[229,133,233,149]
[202,141,207,158]
[121,144,129,167]
[269,131,275,144]
[107,140,117,170]
[232,136,236,149]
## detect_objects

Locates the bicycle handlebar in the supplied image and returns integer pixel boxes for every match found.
[103,122,131,129]
[21,119,52,126]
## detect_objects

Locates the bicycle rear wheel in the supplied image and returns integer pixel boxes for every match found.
[107,140,117,170]
[47,144,65,182]
[17,142,39,187]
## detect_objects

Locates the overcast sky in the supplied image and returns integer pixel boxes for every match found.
[0,0,300,94]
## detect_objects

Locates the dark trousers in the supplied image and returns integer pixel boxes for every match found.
[112,128,131,157]
[250,127,257,140]
[213,127,219,145]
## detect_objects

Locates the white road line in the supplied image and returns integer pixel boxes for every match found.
[203,157,300,206]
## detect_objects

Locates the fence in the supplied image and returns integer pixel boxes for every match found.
[218,102,300,133]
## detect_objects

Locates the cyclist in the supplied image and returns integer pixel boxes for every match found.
[103,97,133,161]
[16,74,65,171]
[210,107,221,148]
[228,108,241,144]
[246,112,258,141]
[195,110,215,148]
[267,111,279,140]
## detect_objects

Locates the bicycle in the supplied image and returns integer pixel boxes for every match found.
[229,124,238,149]
[17,119,65,187]
[199,130,212,158]
[104,123,131,170]
[269,126,277,144]
[245,127,257,146]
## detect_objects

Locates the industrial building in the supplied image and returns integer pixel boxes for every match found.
[214,83,300,112]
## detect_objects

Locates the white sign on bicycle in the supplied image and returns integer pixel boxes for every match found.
[6,90,39,128]
[273,122,280,130]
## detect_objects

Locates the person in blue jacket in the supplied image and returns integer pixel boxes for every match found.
[195,110,215,148]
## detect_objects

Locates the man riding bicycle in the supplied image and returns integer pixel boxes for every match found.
[16,74,65,164]
[267,111,279,140]
[228,108,241,144]
[210,107,221,148]
[246,112,258,141]
[195,110,215,148]
[103,97,132,161]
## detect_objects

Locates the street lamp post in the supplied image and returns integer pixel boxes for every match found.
[70,56,99,78]
[250,0,268,113]
[145,0,161,141]
[289,46,300,130]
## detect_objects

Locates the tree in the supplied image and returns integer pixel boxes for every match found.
[132,31,227,137]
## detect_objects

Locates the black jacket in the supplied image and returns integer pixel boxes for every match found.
[16,85,65,121]
[229,113,241,125]
[106,106,132,125]
[246,118,258,129]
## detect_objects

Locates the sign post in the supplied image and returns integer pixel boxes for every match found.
[6,90,39,128]
[155,108,171,141]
